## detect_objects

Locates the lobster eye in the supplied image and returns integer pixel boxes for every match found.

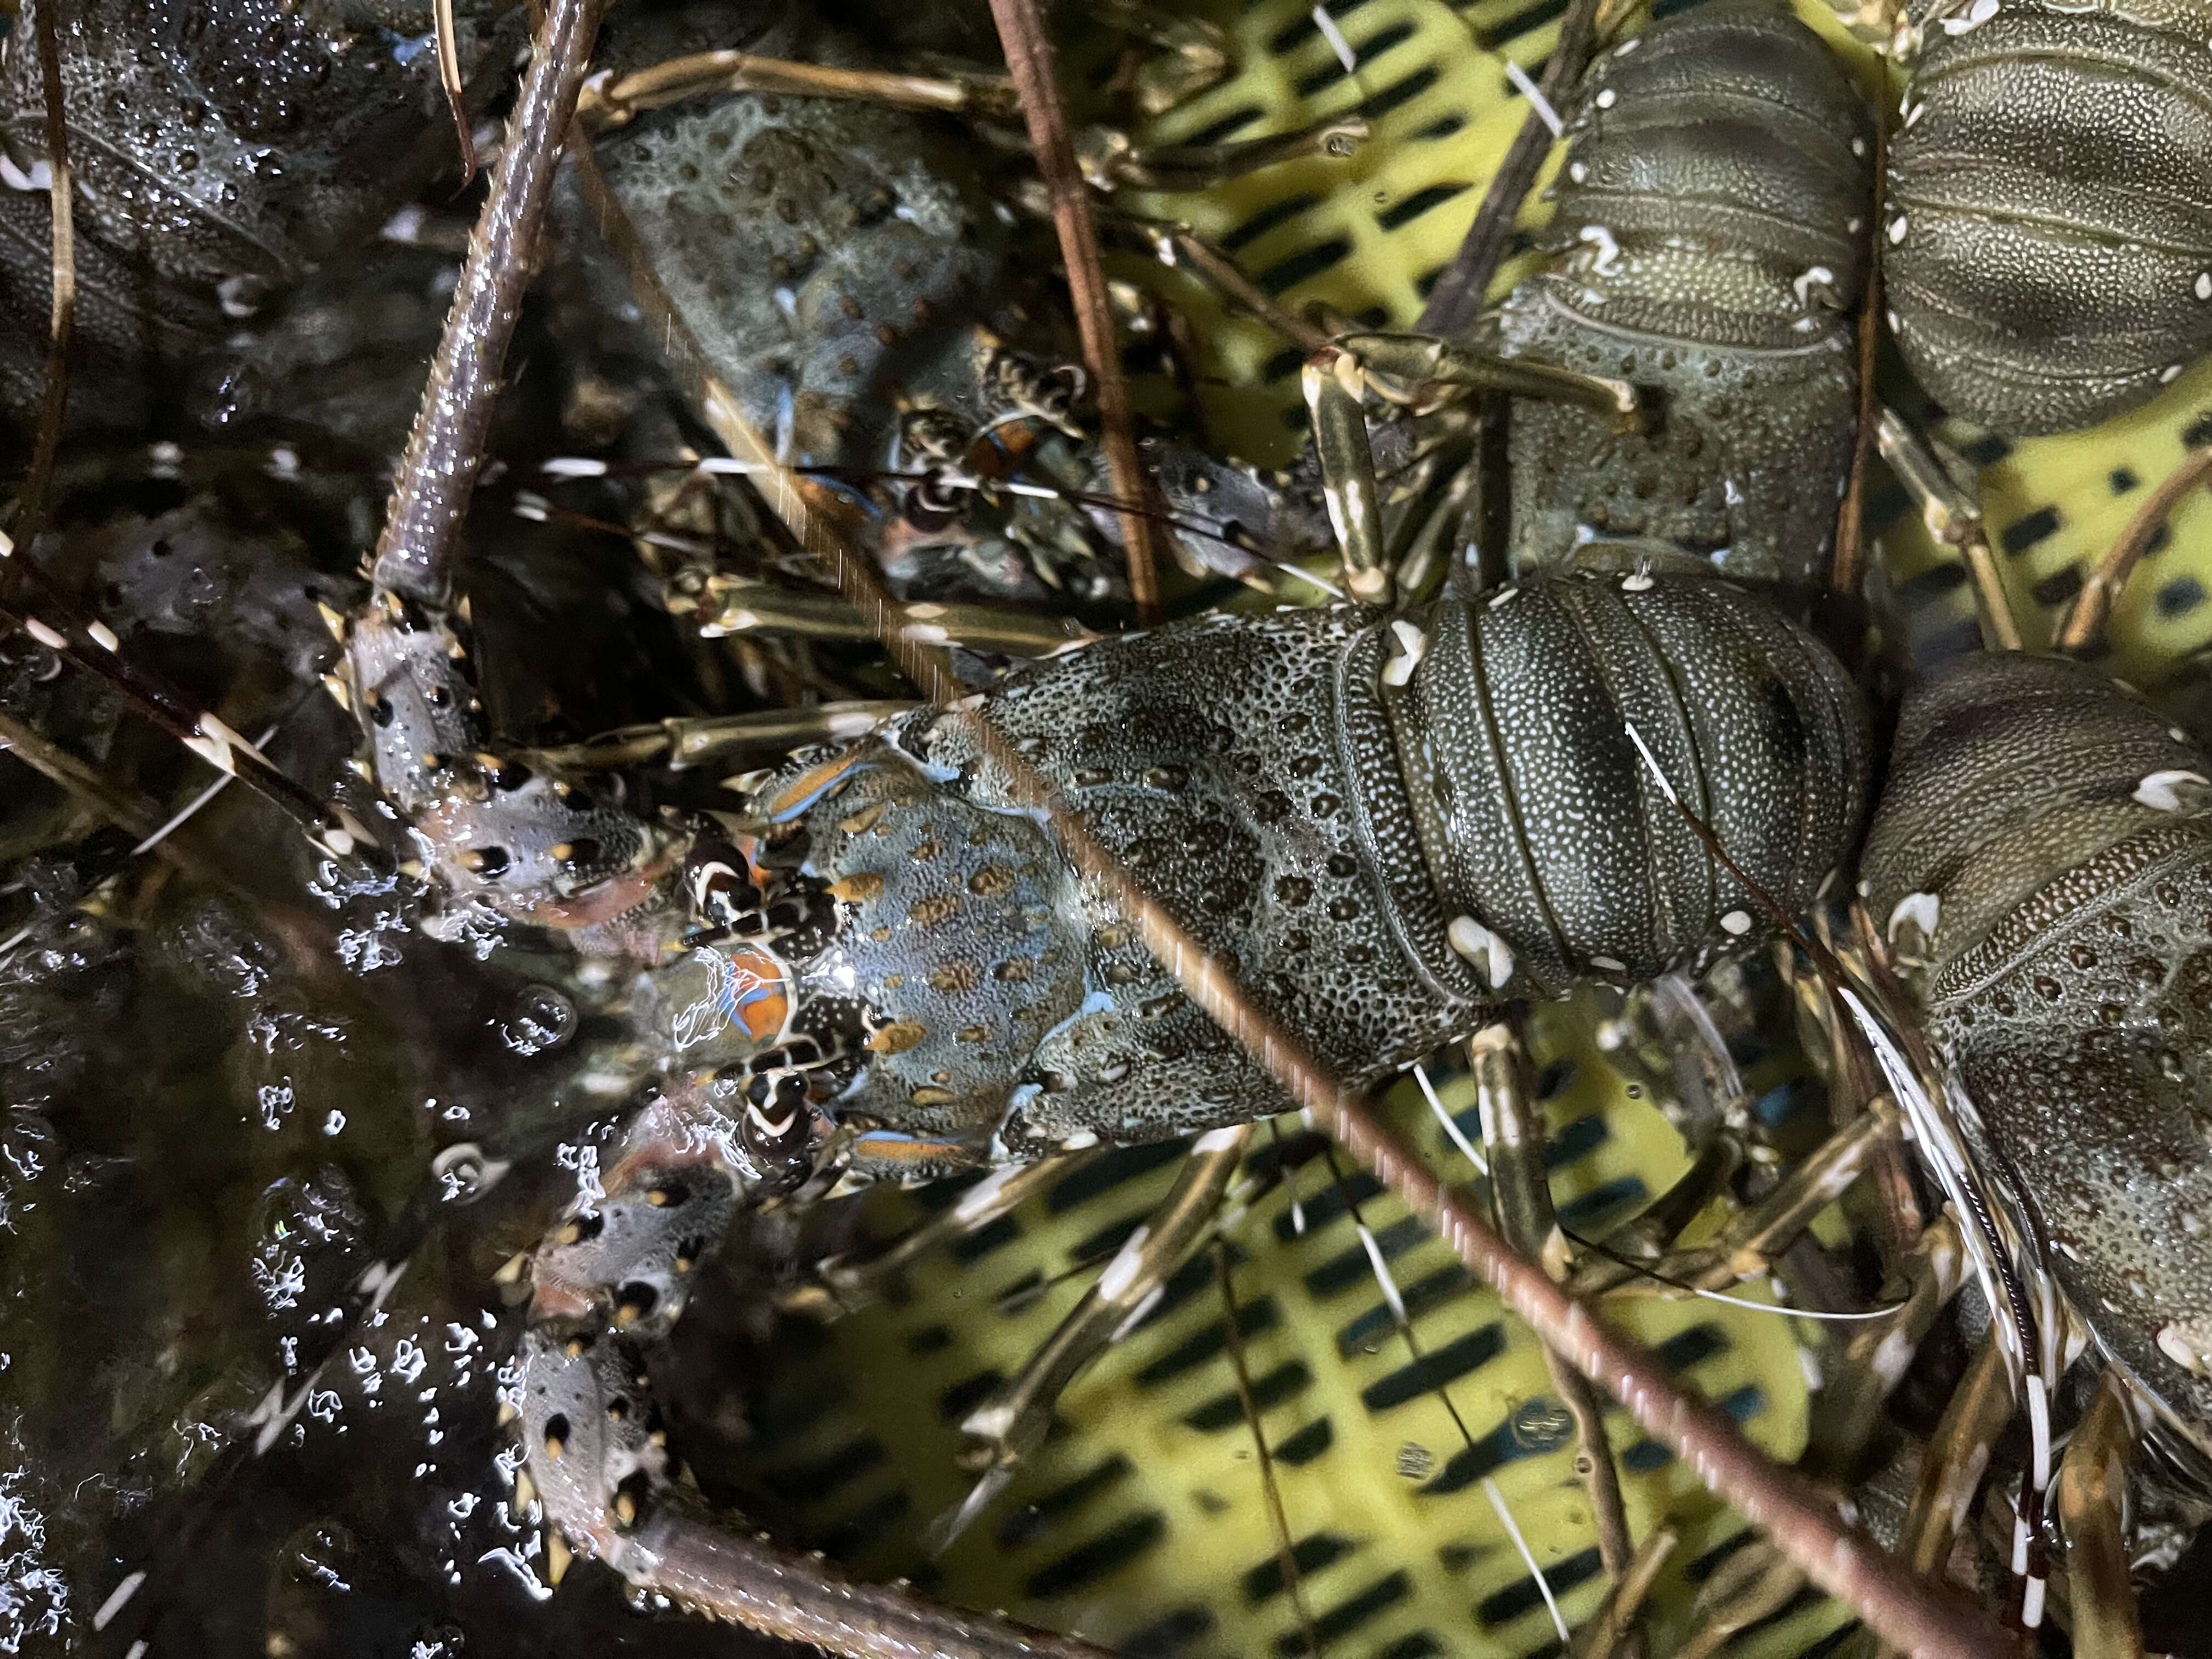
[1048,362,1088,410]
[684,842,759,929]
[738,1071,815,1176]
[902,471,967,533]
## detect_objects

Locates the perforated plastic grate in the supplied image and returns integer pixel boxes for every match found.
[747,0,2212,1653]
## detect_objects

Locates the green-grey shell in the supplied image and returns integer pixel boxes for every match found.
[1888,0,2212,433]
[1485,0,1873,587]
[1862,654,2212,1468]
[768,575,1869,1162]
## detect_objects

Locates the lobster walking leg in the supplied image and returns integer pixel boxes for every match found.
[515,1089,1115,1658]
[1472,1024,1635,1585]
[1874,1338,2015,1659]
[2052,1371,2143,1659]
[939,1124,1254,1545]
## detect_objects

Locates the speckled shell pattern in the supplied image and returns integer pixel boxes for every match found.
[1862,653,2212,1469]
[1888,0,2212,434]
[1482,0,1872,587]
[586,4,1066,477]
[757,574,1868,1167]
[0,0,514,431]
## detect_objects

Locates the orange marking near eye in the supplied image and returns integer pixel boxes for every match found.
[721,946,792,1043]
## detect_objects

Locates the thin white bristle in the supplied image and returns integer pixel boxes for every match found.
[1677,1281,1904,1322]
[1502,59,1563,136]
[1621,719,1680,805]
[1483,1476,1571,1643]
[132,755,252,856]
[1357,1223,1409,1329]
[1313,4,1358,73]
[1414,1063,1489,1175]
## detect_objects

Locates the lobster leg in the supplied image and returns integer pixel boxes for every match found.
[1472,1023,1637,1585]
[1676,1538,1812,1659]
[1567,1098,1903,1300]
[780,1153,1088,1321]
[1598,970,1763,1159]
[1671,1214,1973,1658]
[1302,330,1643,602]
[2051,1369,2142,1659]
[1329,331,1643,430]
[1301,345,1393,602]
[1872,407,2023,653]
[1871,1335,2016,1659]
[534,701,921,773]
[1572,1527,1679,1659]
[1084,0,1234,115]
[2062,444,2212,654]
[515,1088,1114,1657]
[673,583,1102,657]
[934,1124,1255,1548]
[1807,1215,1970,1476]
[572,4,1239,140]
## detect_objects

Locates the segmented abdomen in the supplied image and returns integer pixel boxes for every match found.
[750,574,1867,1167]
[1488,0,1872,585]
[1888,0,2212,433]
[1861,654,2212,1465]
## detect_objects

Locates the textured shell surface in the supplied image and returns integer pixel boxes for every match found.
[743,574,1867,1169]
[586,2,1069,478]
[578,0,1160,603]
[1888,0,2212,433]
[1862,652,2212,1471]
[0,0,514,432]
[1485,0,1872,586]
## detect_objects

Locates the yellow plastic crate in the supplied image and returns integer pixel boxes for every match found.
[745,2,2212,1654]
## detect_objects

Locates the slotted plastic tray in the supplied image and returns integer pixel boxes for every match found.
[747,0,2212,1653]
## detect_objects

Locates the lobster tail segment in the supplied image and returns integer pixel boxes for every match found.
[1379,575,1871,994]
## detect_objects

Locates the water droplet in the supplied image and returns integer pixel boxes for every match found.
[499,985,576,1056]
[1509,1396,1573,1451]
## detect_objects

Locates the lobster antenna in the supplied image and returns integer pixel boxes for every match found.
[1317,1143,1571,1644]
[1619,715,2058,1629]
[16,0,73,539]
[985,0,1161,620]
[1211,1240,1321,1659]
